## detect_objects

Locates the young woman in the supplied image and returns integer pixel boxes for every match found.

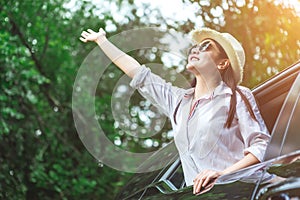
[80,27,270,194]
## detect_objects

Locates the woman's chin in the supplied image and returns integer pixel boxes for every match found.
[186,63,195,71]
[186,67,200,76]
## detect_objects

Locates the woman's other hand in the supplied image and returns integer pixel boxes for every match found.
[80,28,106,43]
[193,169,222,195]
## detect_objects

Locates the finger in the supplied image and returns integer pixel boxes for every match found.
[99,28,106,36]
[87,29,95,34]
[193,179,200,194]
[79,32,87,38]
[193,180,201,194]
[195,178,204,194]
[193,182,196,194]
[79,37,87,42]
[202,176,212,187]
[82,31,89,37]
[197,182,215,195]
[99,28,105,33]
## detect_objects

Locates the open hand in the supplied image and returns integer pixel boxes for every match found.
[193,169,222,195]
[79,28,106,43]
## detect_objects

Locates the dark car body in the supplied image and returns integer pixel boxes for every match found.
[116,61,300,200]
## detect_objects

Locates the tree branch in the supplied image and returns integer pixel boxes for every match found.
[40,26,49,60]
[8,13,46,77]
[7,12,61,107]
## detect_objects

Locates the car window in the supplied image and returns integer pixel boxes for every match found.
[167,160,185,189]
[264,70,300,160]
[253,62,300,133]
[282,97,300,154]
[155,158,185,192]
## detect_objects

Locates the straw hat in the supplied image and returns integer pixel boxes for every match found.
[190,28,245,84]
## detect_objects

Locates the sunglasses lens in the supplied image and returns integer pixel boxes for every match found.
[188,41,211,55]
[199,41,211,52]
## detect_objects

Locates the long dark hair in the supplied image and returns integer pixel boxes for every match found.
[173,41,257,128]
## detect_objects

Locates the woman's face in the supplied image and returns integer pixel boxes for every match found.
[186,39,225,76]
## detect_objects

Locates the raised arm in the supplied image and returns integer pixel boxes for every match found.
[80,28,141,78]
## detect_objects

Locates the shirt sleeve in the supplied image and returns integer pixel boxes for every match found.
[236,86,271,162]
[129,65,185,117]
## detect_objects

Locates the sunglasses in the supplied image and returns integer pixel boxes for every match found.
[188,41,213,55]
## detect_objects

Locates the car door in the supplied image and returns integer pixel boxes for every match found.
[254,63,300,199]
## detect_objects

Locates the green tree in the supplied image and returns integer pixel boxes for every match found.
[0,0,134,199]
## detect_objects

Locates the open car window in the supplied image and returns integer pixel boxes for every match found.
[264,69,300,160]
[156,158,185,192]
[253,61,300,133]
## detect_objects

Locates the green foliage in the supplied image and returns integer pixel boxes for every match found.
[0,0,133,199]
[0,0,299,199]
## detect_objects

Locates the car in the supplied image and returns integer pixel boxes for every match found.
[115,60,300,200]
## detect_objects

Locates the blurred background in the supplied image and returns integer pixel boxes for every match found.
[1,0,300,199]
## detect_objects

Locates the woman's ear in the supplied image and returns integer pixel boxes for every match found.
[217,59,230,70]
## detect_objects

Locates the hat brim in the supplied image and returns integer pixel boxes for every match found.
[190,28,244,84]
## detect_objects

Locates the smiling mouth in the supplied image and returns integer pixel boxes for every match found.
[190,56,199,61]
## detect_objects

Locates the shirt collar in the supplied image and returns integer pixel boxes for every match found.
[184,81,232,100]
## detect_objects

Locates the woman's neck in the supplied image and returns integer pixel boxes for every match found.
[194,75,221,100]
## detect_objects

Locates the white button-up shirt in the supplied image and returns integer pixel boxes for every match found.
[130,65,270,186]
